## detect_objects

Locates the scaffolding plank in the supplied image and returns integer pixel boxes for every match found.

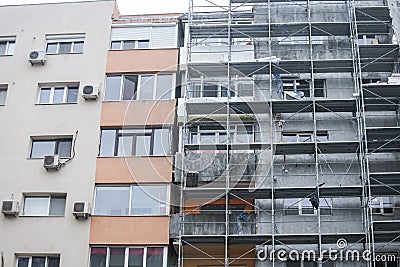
[370,172,400,185]
[355,6,391,22]
[359,45,399,60]
[272,99,356,113]
[184,142,271,151]
[189,22,350,39]
[357,22,391,34]
[275,141,359,155]
[363,98,400,111]
[230,186,363,199]
[373,221,400,232]
[363,84,400,98]
[366,127,400,141]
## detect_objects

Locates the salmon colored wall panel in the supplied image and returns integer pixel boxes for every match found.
[96,157,173,184]
[106,49,179,73]
[90,216,170,245]
[101,100,176,127]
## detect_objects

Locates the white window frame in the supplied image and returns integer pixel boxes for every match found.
[281,131,329,143]
[371,196,394,215]
[104,74,175,101]
[189,124,254,145]
[37,84,79,104]
[89,246,167,267]
[110,39,150,50]
[16,255,60,267]
[0,37,16,56]
[46,34,85,54]
[22,194,66,217]
[189,75,254,98]
[284,198,332,216]
[93,185,170,216]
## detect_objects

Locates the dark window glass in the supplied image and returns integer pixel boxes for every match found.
[67,87,79,103]
[57,139,72,158]
[203,83,218,97]
[47,257,60,267]
[39,88,51,104]
[105,76,122,101]
[31,256,46,267]
[46,43,58,53]
[0,88,6,105]
[0,42,6,55]
[123,75,139,100]
[17,258,29,267]
[53,87,64,104]
[111,41,121,50]
[128,248,144,267]
[109,247,125,267]
[49,196,66,216]
[90,248,107,267]
[146,247,164,267]
[123,41,135,50]
[31,141,56,158]
[59,42,72,54]
[73,42,84,53]
[138,40,150,49]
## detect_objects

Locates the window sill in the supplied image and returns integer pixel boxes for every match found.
[0,54,13,57]
[46,52,83,55]
[91,214,169,217]
[27,157,70,160]
[97,155,172,158]
[19,215,65,217]
[102,99,174,103]
[35,102,78,106]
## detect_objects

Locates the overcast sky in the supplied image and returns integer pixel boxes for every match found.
[0,0,189,14]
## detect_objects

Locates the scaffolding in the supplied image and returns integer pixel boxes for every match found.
[174,0,400,266]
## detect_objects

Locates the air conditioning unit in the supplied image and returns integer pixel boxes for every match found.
[72,201,90,219]
[43,155,60,170]
[29,50,46,65]
[2,200,19,216]
[82,85,99,100]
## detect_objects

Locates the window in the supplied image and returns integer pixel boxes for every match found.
[281,79,326,98]
[38,85,78,104]
[23,195,66,216]
[0,37,15,56]
[284,198,332,215]
[0,85,7,105]
[90,247,167,267]
[46,34,85,54]
[111,40,150,50]
[286,261,333,267]
[189,124,254,144]
[99,128,170,157]
[371,197,394,215]
[282,132,329,143]
[189,76,254,98]
[93,185,169,216]
[17,255,60,267]
[104,74,173,101]
[30,138,72,158]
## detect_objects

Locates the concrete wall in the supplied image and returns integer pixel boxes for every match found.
[0,1,114,266]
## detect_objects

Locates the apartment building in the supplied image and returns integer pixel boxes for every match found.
[173,1,400,267]
[0,1,181,267]
[0,1,115,266]
[88,9,182,267]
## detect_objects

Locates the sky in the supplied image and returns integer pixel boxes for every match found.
[0,0,189,14]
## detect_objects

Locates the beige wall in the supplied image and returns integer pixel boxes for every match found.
[101,100,176,126]
[90,216,170,245]
[96,157,173,184]
[0,1,114,266]
[106,49,179,73]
